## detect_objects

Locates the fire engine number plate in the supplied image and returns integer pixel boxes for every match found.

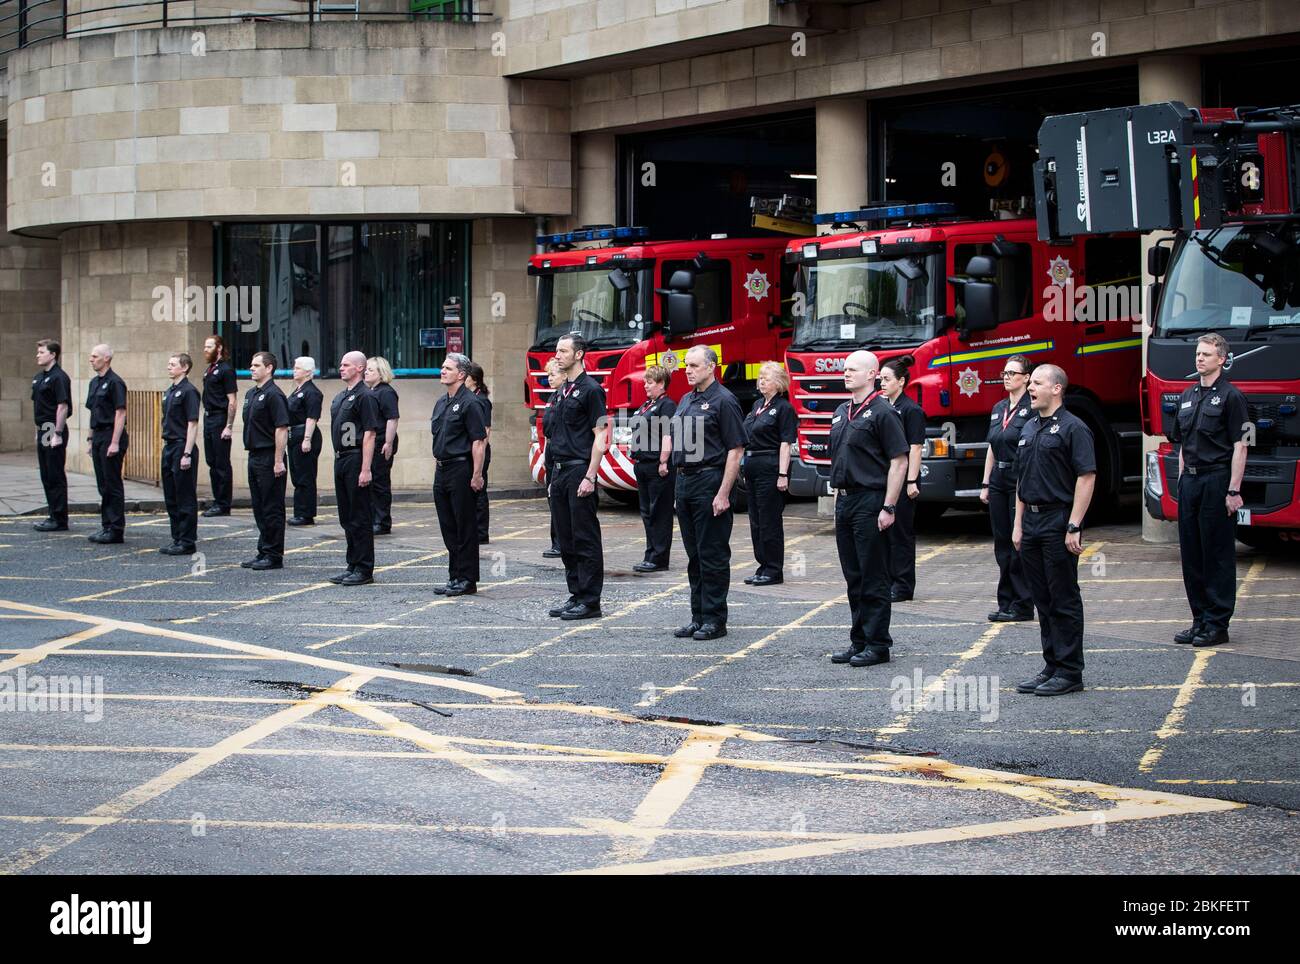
[1236,509,1252,526]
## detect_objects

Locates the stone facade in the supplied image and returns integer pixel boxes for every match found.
[5,22,570,234]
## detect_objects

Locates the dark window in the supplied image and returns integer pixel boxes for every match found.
[953,242,1032,323]
[220,221,470,376]
[661,260,730,328]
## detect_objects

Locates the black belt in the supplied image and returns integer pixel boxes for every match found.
[837,485,882,496]
[1024,502,1069,513]
[204,409,226,418]
[1183,463,1228,475]
[550,459,588,471]
[745,449,777,457]
[996,460,1014,470]
[437,455,469,466]
[679,463,723,475]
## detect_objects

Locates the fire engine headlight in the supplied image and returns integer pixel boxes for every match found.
[923,438,951,458]
[530,425,538,443]
[1145,451,1163,498]
[612,426,633,446]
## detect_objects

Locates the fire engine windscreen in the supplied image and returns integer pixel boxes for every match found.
[793,252,941,349]
[1155,225,1300,336]
[533,265,651,350]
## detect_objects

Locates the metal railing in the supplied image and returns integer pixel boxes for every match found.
[0,0,486,60]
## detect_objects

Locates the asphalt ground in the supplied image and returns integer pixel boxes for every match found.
[0,495,1296,875]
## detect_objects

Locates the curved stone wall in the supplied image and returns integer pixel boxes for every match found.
[6,21,571,236]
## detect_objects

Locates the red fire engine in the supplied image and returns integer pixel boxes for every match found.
[783,202,1142,513]
[1036,102,1300,548]
[525,226,793,501]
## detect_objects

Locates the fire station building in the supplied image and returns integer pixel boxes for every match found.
[1,0,1298,515]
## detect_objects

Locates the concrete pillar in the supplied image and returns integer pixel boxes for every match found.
[814,98,870,515]
[815,97,870,236]
[575,132,617,229]
[1138,55,1201,544]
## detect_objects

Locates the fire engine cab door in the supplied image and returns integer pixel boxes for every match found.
[947,237,1039,424]
[1071,236,1144,387]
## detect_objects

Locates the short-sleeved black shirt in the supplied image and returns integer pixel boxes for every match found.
[629,394,677,462]
[743,394,797,452]
[162,378,201,442]
[242,381,290,451]
[32,363,72,427]
[547,370,606,462]
[476,391,493,429]
[331,383,382,453]
[671,378,746,468]
[1167,375,1250,469]
[202,360,238,418]
[1015,407,1096,505]
[891,392,926,447]
[429,384,487,461]
[86,369,128,433]
[829,393,909,490]
[286,380,323,432]
[986,393,1033,491]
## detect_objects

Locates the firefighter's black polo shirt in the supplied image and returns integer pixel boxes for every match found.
[86,369,127,434]
[743,394,797,452]
[1015,408,1096,506]
[987,395,1033,491]
[163,378,201,442]
[629,394,677,462]
[242,382,290,451]
[671,379,745,468]
[429,385,486,462]
[203,359,237,419]
[829,394,909,490]
[287,380,324,432]
[331,384,382,453]
[547,371,606,463]
[1168,375,1249,468]
[33,363,72,429]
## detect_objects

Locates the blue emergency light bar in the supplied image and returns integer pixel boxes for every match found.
[812,202,958,226]
[536,225,650,247]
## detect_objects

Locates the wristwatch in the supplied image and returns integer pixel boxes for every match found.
[882,504,896,515]
[907,478,919,485]
[585,476,596,485]
[1227,489,1240,497]
[1067,522,1082,534]
[778,472,788,478]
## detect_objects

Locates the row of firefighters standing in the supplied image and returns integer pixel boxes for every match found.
[27,336,495,589]
[29,331,1247,688]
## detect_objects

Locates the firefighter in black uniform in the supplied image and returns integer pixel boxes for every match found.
[329,350,382,586]
[828,350,909,667]
[631,364,677,573]
[742,361,796,586]
[880,355,925,602]
[1013,364,1096,696]
[546,334,608,620]
[241,352,290,570]
[85,343,129,544]
[541,359,564,558]
[365,356,400,535]
[981,353,1035,622]
[671,345,746,640]
[159,352,201,555]
[430,352,487,596]
[201,335,237,516]
[1168,333,1250,648]
[286,356,323,526]
[465,361,493,544]
[31,339,72,532]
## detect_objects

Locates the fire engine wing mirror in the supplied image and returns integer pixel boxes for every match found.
[607,266,633,292]
[962,281,1000,334]
[1147,245,1170,278]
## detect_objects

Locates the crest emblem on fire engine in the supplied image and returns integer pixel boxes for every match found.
[1047,255,1073,289]
[659,351,679,371]
[745,269,771,302]
[957,366,981,398]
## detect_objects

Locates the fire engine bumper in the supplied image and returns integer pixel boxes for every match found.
[788,456,979,504]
